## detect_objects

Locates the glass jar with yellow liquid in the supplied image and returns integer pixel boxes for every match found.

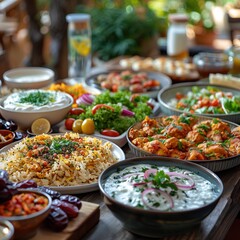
[167,14,189,60]
[66,14,91,82]
[226,37,240,75]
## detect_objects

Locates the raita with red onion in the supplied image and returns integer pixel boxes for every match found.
[104,164,220,211]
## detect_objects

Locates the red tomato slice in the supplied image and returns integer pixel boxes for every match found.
[69,108,85,115]
[211,99,219,107]
[65,118,75,130]
[101,129,120,137]
[92,104,114,114]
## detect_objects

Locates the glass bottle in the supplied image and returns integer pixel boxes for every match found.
[167,14,189,60]
[66,13,91,82]
[226,35,240,75]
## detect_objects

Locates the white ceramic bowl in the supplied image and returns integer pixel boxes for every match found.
[0,91,73,130]
[3,67,54,89]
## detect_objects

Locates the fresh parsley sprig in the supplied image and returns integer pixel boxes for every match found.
[147,170,178,191]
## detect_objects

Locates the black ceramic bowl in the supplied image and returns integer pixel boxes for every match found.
[98,157,223,238]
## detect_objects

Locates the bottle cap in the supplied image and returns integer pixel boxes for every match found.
[66,14,90,23]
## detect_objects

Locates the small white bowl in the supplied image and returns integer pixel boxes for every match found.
[3,67,54,89]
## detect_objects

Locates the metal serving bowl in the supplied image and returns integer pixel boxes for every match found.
[157,82,240,124]
[126,115,240,172]
[98,157,223,238]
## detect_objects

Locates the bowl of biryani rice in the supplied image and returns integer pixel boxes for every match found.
[0,132,125,194]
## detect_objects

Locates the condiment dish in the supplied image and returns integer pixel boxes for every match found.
[0,189,52,240]
[0,130,15,149]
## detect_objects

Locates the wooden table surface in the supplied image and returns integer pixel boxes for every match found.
[77,144,240,240]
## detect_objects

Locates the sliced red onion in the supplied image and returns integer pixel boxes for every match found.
[133,182,148,187]
[142,188,174,211]
[166,172,195,190]
[76,93,95,105]
[76,97,89,105]
[144,169,157,179]
[121,109,135,117]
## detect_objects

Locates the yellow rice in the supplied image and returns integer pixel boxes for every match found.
[0,132,118,186]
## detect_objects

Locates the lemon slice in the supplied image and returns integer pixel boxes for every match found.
[70,38,91,56]
[31,118,51,135]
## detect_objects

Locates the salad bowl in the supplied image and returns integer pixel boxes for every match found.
[157,82,240,124]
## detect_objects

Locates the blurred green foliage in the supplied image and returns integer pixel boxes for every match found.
[78,3,160,61]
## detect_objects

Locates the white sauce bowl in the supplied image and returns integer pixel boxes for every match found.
[0,90,73,130]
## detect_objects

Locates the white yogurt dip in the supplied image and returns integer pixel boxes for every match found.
[104,164,220,211]
[3,90,71,111]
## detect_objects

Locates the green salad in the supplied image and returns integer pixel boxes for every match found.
[67,91,153,134]
[171,86,240,114]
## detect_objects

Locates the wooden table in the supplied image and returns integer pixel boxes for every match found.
[77,144,240,240]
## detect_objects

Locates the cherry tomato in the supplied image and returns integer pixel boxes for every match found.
[175,92,184,101]
[111,84,118,92]
[65,118,75,131]
[69,108,85,116]
[72,119,83,133]
[81,118,95,134]
[211,99,219,107]
[91,104,114,115]
[101,129,120,137]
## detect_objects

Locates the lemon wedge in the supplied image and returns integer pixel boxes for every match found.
[31,118,51,135]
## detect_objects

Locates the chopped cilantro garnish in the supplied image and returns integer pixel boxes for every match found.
[49,138,78,154]
[19,91,56,106]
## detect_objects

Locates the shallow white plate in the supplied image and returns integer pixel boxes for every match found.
[0,134,125,194]
[3,67,54,89]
